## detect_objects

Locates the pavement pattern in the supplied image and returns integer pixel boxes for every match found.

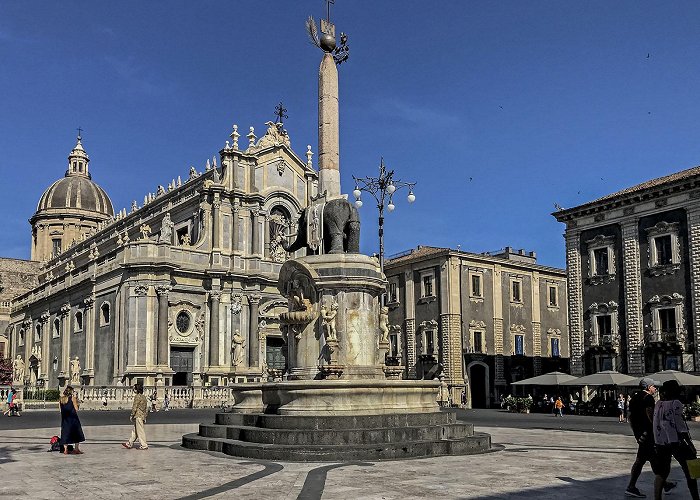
[0,410,695,499]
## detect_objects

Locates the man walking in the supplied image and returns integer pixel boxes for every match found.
[625,377,675,497]
[122,383,148,450]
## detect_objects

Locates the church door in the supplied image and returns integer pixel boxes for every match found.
[170,347,194,386]
[266,337,286,372]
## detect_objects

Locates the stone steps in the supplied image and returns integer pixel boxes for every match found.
[182,410,492,461]
[198,421,473,445]
[182,431,492,461]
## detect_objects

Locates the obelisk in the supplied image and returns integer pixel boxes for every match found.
[312,16,348,198]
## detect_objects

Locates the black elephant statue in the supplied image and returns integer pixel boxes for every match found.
[281,198,360,254]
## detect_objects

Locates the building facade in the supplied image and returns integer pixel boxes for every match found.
[8,121,317,390]
[554,166,700,376]
[0,258,40,359]
[384,246,569,408]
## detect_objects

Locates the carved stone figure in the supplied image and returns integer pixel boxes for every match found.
[70,356,81,384]
[140,224,151,240]
[281,197,360,255]
[158,213,174,244]
[379,306,389,343]
[180,233,191,246]
[321,302,339,342]
[12,355,25,383]
[232,329,245,367]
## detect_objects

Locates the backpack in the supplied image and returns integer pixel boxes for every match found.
[48,436,73,452]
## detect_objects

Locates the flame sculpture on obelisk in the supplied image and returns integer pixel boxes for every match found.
[306,1,349,198]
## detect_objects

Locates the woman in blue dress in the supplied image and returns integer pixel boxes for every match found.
[59,386,85,454]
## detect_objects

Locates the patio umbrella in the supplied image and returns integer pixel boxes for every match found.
[511,371,578,386]
[620,370,700,387]
[560,370,637,387]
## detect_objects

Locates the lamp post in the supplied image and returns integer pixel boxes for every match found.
[352,157,416,276]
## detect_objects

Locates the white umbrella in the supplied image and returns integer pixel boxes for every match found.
[511,371,578,386]
[620,370,700,387]
[560,370,637,387]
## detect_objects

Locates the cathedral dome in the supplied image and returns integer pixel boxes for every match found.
[35,136,114,218]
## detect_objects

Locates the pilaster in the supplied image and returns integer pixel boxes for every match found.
[208,290,221,368]
[405,318,416,378]
[621,219,644,375]
[83,296,95,384]
[60,303,71,382]
[248,294,261,369]
[687,207,700,371]
[155,285,171,367]
[565,230,585,375]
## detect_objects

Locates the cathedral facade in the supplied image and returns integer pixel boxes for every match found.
[8,121,316,389]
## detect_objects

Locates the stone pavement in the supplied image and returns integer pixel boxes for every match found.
[0,420,694,499]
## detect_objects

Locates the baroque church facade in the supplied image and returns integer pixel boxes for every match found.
[8,121,317,389]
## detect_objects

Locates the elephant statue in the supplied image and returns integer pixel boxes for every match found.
[281,198,360,254]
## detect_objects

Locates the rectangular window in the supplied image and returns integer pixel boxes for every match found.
[593,248,609,275]
[655,235,673,266]
[471,274,482,298]
[548,286,558,307]
[596,315,612,336]
[511,280,522,303]
[551,338,560,357]
[389,331,398,357]
[389,282,398,303]
[659,308,677,334]
[423,275,433,297]
[52,238,62,257]
[426,330,435,355]
[473,331,483,353]
[665,356,680,371]
[600,356,613,372]
[514,334,524,355]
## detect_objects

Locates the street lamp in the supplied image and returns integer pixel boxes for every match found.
[352,157,416,276]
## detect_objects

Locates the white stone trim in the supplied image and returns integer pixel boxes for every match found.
[588,301,619,350]
[647,293,685,344]
[646,221,681,275]
[586,234,616,283]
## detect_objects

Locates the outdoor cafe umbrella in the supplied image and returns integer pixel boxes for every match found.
[560,370,637,387]
[511,371,578,386]
[620,370,700,387]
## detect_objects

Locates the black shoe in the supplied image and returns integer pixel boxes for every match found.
[625,487,646,498]
[664,481,677,493]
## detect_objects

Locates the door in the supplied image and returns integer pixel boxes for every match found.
[266,337,286,372]
[170,347,194,386]
[469,363,488,409]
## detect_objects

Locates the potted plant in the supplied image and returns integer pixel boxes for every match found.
[684,401,700,422]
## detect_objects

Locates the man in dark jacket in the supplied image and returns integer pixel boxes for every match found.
[625,377,676,498]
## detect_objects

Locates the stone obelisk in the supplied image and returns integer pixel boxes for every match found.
[316,18,344,198]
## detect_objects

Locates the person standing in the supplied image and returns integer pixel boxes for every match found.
[618,394,626,423]
[652,380,699,500]
[122,383,149,450]
[58,386,85,455]
[625,378,676,498]
[554,397,564,417]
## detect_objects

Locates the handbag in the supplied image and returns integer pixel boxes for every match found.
[679,433,698,461]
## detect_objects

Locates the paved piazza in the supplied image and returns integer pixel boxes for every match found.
[0,410,695,499]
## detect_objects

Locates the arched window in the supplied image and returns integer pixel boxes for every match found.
[100,302,110,326]
[18,329,25,347]
[268,206,291,263]
[75,311,83,332]
[35,324,42,342]
[53,318,61,338]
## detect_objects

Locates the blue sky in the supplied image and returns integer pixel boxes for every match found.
[2,1,700,268]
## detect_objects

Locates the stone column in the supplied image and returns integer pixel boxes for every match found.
[156,285,171,366]
[83,297,95,384]
[493,264,506,386]
[208,291,221,367]
[60,304,71,382]
[621,219,644,375]
[211,196,220,250]
[318,52,340,197]
[39,312,50,381]
[251,208,260,256]
[565,229,585,375]
[248,294,261,368]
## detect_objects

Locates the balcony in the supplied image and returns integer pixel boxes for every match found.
[648,329,684,344]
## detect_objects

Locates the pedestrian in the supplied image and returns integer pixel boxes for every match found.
[150,391,158,412]
[3,385,12,416]
[652,380,699,500]
[101,391,108,410]
[625,377,676,498]
[58,386,85,455]
[122,383,148,450]
[618,394,626,423]
[460,389,467,409]
[163,392,171,412]
[549,395,555,415]
[554,397,564,417]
